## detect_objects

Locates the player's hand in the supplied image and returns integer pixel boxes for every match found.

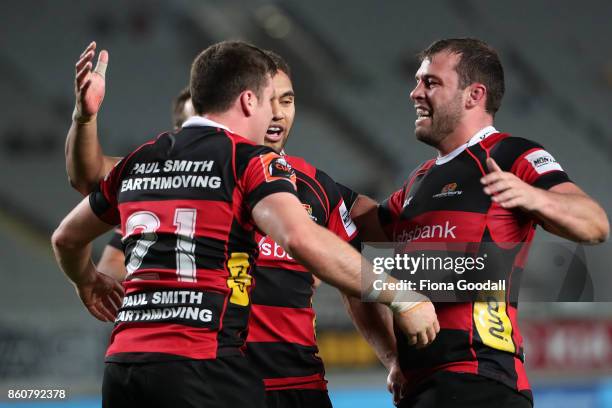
[74,41,108,122]
[387,359,407,406]
[481,158,543,211]
[74,271,124,322]
[393,301,439,349]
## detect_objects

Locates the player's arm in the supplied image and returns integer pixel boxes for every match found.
[482,157,609,244]
[66,41,121,195]
[253,192,362,297]
[97,230,127,281]
[51,197,124,322]
[252,192,439,347]
[342,296,406,404]
[328,181,397,363]
[349,194,389,241]
[242,151,438,346]
[339,208,408,401]
[334,183,407,399]
[333,183,434,351]
[529,182,608,243]
[335,182,387,242]
[342,296,396,366]
[333,182,405,369]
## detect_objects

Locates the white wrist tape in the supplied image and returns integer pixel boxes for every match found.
[389,301,421,313]
[388,290,430,314]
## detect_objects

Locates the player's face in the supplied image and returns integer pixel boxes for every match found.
[252,76,276,145]
[410,52,465,147]
[265,70,295,153]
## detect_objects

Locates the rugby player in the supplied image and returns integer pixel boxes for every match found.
[245,52,359,408]
[347,38,609,407]
[54,40,438,407]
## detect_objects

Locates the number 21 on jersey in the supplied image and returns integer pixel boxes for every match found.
[124,209,197,282]
[123,209,253,305]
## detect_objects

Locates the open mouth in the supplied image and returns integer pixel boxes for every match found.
[265,125,285,142]
[415,106,432,124]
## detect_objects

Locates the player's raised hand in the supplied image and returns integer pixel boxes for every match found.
[481,158,542,211]
[393,301,439,349]
[73,41,108,122]
[75,271,124,322]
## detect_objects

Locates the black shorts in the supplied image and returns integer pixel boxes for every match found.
[399,371,532,408]
[265,389,333,408]
[102,356,265,408]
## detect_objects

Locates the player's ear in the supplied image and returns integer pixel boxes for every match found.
[466,83,486,109]
[239,90,256,117]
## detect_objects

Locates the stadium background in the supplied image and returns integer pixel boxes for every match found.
[1,0,612,406]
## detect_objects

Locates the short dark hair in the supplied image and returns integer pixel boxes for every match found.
[419,38,505,115]
[264,50,291,79]
[171,86,191,129]
[190,41,277,114]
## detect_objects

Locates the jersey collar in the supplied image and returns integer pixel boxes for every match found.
[435,126,498,165]
[181,116,232,132]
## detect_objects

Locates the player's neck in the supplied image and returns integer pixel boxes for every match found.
[201,112,262,144]
[436,117,494,156]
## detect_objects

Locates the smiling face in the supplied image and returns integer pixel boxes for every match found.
[265,70,295,153]
[410,51,466,148]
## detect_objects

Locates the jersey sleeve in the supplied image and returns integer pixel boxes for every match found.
[378,186,405,237]
[317,172,359,249]
[492,137,570,190]
[335,182,360,214]
[107,228,124,250]
[239,148,298,210]
[89,158,127,225]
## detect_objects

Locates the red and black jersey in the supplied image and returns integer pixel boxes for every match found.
[379,128,570,402]
[246,155,359,391]
[336,182,360,213]
[89,118,298,363]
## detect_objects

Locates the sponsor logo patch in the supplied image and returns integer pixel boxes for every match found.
[396,221,457,242]
[432,182,463,199]
[474,294,515,353]
[115,290,222,328]
[259,152,297,185]
[303,204,318,222]
[525,149,563,174]
[258,236,294,261]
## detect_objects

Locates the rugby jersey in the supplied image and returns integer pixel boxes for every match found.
[89,117,298,362]
[379,127,570,402]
